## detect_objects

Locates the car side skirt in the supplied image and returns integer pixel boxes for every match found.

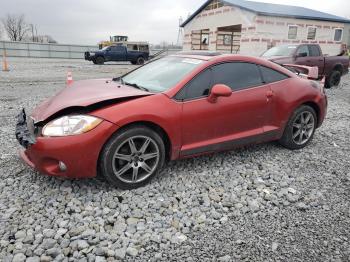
[180,130,280,158]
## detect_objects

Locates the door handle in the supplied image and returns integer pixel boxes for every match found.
[266,90,274,98]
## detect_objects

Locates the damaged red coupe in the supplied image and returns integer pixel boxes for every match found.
[16,53,327,189]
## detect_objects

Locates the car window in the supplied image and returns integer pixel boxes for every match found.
[308,45,321,57]
[184,69,212,99]
[259,66,289,83]
[211,62,263,91]
[110,46,124,52]
[297,45,309,56]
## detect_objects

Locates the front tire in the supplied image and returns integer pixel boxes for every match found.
[99,126,165,189]
[95,56,105,65]
[279,105,317,150]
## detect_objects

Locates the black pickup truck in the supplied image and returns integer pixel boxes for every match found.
[85,45,149,65]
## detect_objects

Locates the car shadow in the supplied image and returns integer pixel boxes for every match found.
[13,141,290,195]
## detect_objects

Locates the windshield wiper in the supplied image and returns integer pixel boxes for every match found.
[123,80,149,92]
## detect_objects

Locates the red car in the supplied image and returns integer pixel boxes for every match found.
[16,53,327,189]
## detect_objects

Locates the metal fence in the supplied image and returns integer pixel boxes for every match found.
[0,41,98,59]
[0,40,182,59]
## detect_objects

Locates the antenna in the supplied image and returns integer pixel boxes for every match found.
[177,16,184,46]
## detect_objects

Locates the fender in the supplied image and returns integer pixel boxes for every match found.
[90,94,183,159]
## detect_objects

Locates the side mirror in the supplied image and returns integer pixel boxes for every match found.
[207,84,232,103]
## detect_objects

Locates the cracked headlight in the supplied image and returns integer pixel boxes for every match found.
[42,115,103,137]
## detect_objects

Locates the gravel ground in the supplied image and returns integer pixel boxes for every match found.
[0,57,349,262]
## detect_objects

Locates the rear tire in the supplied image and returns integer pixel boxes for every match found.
[325,70,341,89]
[95,56,105,65]
[279,105,317,150]
[131,61,137,65]
[99,126,165,190]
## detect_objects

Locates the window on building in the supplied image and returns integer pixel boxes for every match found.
[259,66,289,84]
[212,63,263,91]
[223,34,232,46]
[307,27,317,40]
[204,0,224,10]
[191,29,210,50]
[288,25,298,40]
[334,28,343,41]
[201,32,209,46]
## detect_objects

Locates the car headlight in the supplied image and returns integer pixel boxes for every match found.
[42,115,103,137]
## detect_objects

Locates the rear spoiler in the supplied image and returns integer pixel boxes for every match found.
[283,64,319,80]
[283,64,326,90]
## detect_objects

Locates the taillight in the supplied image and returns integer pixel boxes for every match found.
[310,79,325,94]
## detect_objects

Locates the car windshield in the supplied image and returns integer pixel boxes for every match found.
[262,45,297,57]
[120,56,204,92]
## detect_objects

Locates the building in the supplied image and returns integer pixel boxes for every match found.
[181,0,350,56]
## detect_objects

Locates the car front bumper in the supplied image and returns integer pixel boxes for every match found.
[16,110,118,178]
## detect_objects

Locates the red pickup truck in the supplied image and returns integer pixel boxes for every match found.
[261,44,349,88]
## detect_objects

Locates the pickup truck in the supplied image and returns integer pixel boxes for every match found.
[261,44,349,88]
[85,45,149,65]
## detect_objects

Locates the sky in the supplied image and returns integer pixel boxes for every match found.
[0,0,349,45]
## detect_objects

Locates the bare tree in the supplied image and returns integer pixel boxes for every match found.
[2,14,29,41]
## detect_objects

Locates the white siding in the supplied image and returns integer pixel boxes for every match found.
[183,4,347,56]
[255,15,345,55]
[183,5,257,53]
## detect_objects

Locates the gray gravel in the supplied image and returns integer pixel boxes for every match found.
[0,57,350,261]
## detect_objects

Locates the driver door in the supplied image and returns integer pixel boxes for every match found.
[179,62,272,157]
[107,46,126,61]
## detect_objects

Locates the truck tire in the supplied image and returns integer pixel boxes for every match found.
[325,70,341,89]
[136,57,145,65]
[95,56,105,65]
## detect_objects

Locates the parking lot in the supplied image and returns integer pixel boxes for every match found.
[0,57,349,261]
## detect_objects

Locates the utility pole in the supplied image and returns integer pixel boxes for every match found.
[176,17,184,47]
[29,24,34,42]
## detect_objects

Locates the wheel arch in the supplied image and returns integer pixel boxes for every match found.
[301,101,320,127]
[101,120,172,162]
[332,64,343,74]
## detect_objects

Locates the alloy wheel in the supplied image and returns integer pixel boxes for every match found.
[112,136,160,184]
[292,111,315,145]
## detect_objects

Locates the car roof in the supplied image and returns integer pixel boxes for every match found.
[170,53,297,78]
[172,53,286,65]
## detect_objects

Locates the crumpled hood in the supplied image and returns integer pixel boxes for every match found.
[32,79,151,122]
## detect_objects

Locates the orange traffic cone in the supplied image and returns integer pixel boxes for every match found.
[66,71,73,85]
[2,50,9,72]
